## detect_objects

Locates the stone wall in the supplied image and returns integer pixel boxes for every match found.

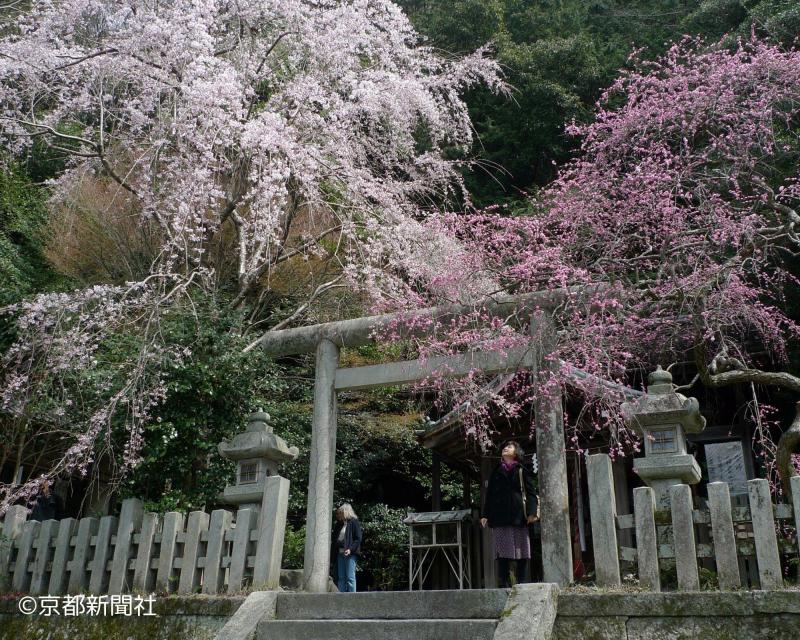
[2,589,799,640]
[554,591,800,640]
[0,595,244,640]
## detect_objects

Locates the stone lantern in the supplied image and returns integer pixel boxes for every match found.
[621,366,707,508]
[217,410,299,510]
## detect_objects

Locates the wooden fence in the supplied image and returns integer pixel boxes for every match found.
[0,497,282,596]
[587,454,800,590]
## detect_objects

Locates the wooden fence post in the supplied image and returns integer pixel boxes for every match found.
[633,486,660,591]
[254,476,290,589]
[670,484,699,591]
[587,454,621,586]
[203,509,232,595]
[30,519,59,595]
[228,508,256,594]
[68,517,98,593]
[133,512,160,592]
[747,479,783,589]
[89,515,118,593]
[109,498,144,594]
[48,517,77,595]
[0,506,28,591]
[12,520,40,592]
[178,510,209,594]
[707,482,740,589]
[155,511,184,593]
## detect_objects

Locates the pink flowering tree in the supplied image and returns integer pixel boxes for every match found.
[0,0,503,510]
[372,36,800,497]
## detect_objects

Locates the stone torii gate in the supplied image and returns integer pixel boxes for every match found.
[256,290,578,592]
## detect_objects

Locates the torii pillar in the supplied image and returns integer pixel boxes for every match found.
[303,339,339,592]
[532,311,573,586]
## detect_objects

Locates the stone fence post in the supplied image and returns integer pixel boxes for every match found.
[586,454,620,587]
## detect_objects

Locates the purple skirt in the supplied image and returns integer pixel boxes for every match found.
[492,526,531,560]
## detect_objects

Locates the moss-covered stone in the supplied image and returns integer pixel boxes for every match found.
[555,592,800,640]
[0,614,220,640]
[0,595,245,640]
[553,616,627,640]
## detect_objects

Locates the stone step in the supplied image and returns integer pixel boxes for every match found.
[275,589,510,620]
[257,618,498,640]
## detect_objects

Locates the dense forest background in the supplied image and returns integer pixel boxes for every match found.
[1,0,799,590]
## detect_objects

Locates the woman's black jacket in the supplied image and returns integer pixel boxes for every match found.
[331,518,363,558]
[481,464,538,528]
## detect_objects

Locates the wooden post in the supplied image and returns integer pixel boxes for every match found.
[408,525,413,591]
[203,509,232,594]
[633,486,660,591]
[12,520,39,592]
[133,512,160,592]
[109,497,144,594]
[480,456,496,588]
[89,515,117,593]
[155,511,184,593]
[48,517,77,595]
[0,506,28,591]
[68,517,98,593]
[254,476,290,589]
[303,338,339,593]
[747,478,783,589]
[792,476,800,558]
[670,484,699,591]
[455,521,462,589]
[30,519,59,595]
[178,510,209,594]
[587,454,621,586]
[707,482,740,590]
[228,508,256,594]
[532,312,572,586]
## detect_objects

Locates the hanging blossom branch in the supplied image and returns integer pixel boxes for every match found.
[354,36,800,497]
[0,273,203,512]
[0,0,505,510]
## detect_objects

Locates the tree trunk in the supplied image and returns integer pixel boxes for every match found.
[776,401,800,502]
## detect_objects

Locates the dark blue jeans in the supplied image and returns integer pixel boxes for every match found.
[337,552,357,592]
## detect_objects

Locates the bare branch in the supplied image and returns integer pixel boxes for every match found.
[243,276,346,352]
[703,364,800,394]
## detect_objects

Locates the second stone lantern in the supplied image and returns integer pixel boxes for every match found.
[622,366,707,508]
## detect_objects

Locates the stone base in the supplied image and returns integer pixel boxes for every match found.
[554,591,800,640]
[634,455,702,507]
[279,569,338,592]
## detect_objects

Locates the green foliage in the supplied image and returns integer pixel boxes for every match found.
[0,166,64,347]
[120,294,293,511]
[282,524,306,570]
[699,567,720,590]
[359,503,410,591]
[399,0,700,205]
[399,0,800,205]
[682,0,800,45]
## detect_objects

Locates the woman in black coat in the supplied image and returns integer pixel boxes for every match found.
[480,440,538,587]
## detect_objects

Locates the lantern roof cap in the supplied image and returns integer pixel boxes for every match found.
[621,367,706,434]
[218,410,299,463]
